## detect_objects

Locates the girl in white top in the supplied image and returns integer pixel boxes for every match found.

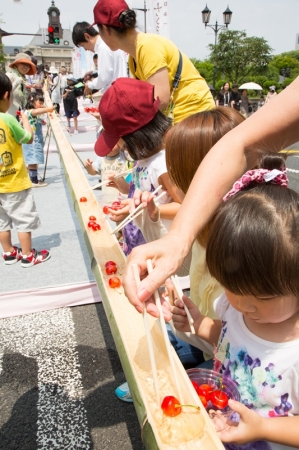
[171,153,299,450]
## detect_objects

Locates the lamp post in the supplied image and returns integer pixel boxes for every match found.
[201,4,233,89]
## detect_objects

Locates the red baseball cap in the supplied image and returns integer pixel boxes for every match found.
[95,78,160,157]
[92,0,129,28]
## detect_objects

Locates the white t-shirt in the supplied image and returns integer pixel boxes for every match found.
[95,153,127,205]
[214,293,299,450]
[132,150,173,230]
[87,36,127,94]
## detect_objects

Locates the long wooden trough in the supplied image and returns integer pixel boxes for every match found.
[46,98,225,450]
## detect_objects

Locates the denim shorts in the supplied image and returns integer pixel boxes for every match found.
[65,109,80,119]
[0,189,41,232]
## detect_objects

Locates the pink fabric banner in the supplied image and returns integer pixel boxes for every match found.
[0,281,102,319]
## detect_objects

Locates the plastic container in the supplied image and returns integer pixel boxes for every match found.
[187,368,240,431]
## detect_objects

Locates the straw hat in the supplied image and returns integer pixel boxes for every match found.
[9,53,37,75]
[48,66,59,74]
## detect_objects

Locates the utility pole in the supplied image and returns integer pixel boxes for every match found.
[0,28,42,71]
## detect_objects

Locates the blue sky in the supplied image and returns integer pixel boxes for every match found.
[1,0,298,59]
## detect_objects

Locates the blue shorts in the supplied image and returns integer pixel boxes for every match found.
[65,110,80,119]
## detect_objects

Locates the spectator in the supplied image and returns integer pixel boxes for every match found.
[48,66,61,114]
[230,83,242,111]
[216,82,232,107]
[265,85,277,103]
[240,89,252,117]
[6,53,37,117]
[72,21,127,96]
[257,95,265,109]
[62,77,80,134]
[59,66,68,95]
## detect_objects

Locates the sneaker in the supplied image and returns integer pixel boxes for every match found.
[32,180,48,188]
[21,248,51,268]
[3,246,22,265]
[115,382,133,402]
[74,130,78,134]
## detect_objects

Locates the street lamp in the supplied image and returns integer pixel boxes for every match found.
[201,4,233,88]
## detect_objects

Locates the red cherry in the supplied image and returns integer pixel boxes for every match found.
[161,396,181,417]
[105,261,117,267]
[108,276,121,288]
[112,201,121,206]
[105,265,117,275]
[89,215,97,221]
[88,221,95,228]
[103,206,110,215]
[84,107,90,113]
[210,389,229,409]
[191,380,200,393]
[80,197,87,202]
[198,384,213,400]
[199,395,208,408]
[16,110,22,116]
[91,223,101,231]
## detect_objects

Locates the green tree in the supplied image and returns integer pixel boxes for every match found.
[190,58,214,84]
[0,14,5,71]
[208,30,273,84]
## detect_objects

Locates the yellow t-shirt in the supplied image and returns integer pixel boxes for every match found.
[0,113,32,193]
[128,33,215,123]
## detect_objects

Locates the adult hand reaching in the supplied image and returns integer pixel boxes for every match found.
[122,230,189,320]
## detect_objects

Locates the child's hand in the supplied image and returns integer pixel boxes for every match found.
[217,400,265,445]
[133,189,159,222]
[106,174,130,195]
[48,106,55,113]
[171,294,201,333]
[84,159,98,176]
[108,200,130,223]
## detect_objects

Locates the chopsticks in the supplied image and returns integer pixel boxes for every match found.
[110,186,165,235]
[132,264,160,404]
[84,168,133,192]
[147,259,183,403]
[170,275,195,335]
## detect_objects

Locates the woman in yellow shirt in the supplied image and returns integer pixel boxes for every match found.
[91,0,214,123]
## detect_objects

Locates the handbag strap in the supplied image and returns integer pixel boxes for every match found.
[132,51,183,89]
[172,51,182,89]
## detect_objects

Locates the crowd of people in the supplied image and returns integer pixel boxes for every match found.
[1,0,299,448]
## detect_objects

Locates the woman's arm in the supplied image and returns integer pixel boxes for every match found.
[147,67,170,111]
[122,77,299,317]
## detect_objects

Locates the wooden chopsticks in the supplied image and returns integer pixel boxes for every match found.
[84,168,133,192]
[110,186,166,235]
[146,259,183,402]
[170,275,195,335]
[132,264,160,404]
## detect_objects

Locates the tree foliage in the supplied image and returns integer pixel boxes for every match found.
[208,30,273,84]
[190,58,214,84]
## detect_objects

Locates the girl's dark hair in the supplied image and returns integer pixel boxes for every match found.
[97,9,136,35]
[206,153,299,297]
[122,111,172,160]
[0,72,12,100]
[25,92,44,109]
[166,107,245,246]
[72,22,99,47]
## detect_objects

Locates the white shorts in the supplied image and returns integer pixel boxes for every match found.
[0,189,41,232]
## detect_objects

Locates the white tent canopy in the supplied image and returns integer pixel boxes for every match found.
[239,82,263,90]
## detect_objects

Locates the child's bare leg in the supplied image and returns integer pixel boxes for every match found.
[0,230,14,253]
[18,231,32,256]
[74,117,78,131]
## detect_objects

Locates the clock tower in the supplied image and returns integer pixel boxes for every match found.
[47,1,62,41]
